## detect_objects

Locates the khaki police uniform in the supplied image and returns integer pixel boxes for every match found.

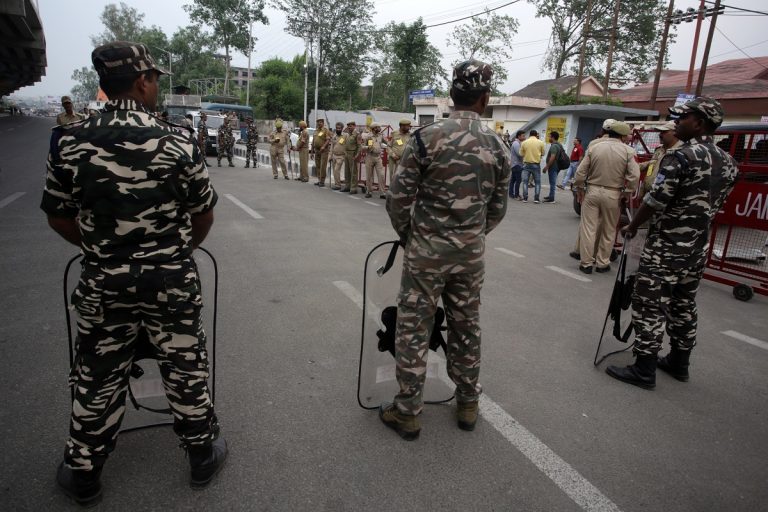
[313,125,331,185]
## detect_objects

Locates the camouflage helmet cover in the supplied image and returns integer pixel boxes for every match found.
[92,41,170,78]
[451,59,493,92]
[669,96,724,127]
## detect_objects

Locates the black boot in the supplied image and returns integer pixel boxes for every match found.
[657,348,690,382]
[56,462,103,507]
[187,437,228,489]
[606,354,657,390]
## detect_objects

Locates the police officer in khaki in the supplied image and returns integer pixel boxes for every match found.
[330,122,347,190]
[295,120,310,182]
[343,121,360,193]
[269,119,290,180]
[361,122,386,198]
[56,96,85,125]
[387,119,412,182]
[638,121,681,196]
[573,120,639,274]
[312,118,331,187]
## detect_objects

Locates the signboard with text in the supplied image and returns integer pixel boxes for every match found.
[408,89,436,103]
[674,93,696,107]
[546,116,567,138]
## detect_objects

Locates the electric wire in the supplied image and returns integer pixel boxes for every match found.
[714,25,768,70]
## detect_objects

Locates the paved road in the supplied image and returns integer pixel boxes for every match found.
[0,115,766,511]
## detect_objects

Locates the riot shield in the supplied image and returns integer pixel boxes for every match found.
[357,241,454,409]
[64,248,217,432]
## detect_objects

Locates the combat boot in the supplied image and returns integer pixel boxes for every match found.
[606,354,657,390]
[187,437,228,489]
[228,160,234,167]
[379,403,420,441]
[56,462,103,507]
[657,348,690,382]
[245,162,249,168]
[217,160,221,167]
[456,401,479,431]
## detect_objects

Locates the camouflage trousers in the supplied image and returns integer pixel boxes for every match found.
[631,261,704,356]
[65,259,218,471]
[394,266,484,416]
[217,142,233,164]
[245,141,258,166]
[270,147,288,177]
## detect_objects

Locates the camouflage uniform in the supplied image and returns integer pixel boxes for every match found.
[387,121,411,183]
[344,123,360,192]
[385,60,511,416]
[269,124,290,179]
[41,45,220,474]
[244,120,259,168]
[197,117,209,158]
[217,121,234,166]
[631,99,738,357]
[361,126,386,197]
[313,123,331,185]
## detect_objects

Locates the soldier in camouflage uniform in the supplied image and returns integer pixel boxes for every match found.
[41,42,227,506]
[387,119,412,183]
[360,122,387,198]
[269,119,290,179]
[607,97,739,390]
[380,60,511,440]
[343,121,360,193]
[330,122,347,190]
[217,117,234,167]
[312,118,331,187]
[197,112,210,165]
[244,116,258,169]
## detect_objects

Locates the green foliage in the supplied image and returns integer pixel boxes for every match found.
[70,67,99,102]
[530,0,675,85]
[371,19,445,112]
[90,2,146,46]
[548,86,623,106]
[447,9,519,94]
[184,0,269,94]
[246,56,305,120]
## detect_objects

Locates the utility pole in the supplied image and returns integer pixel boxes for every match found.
[602,0,621,101]
[313,36,320,125]
[574,0,594,104]
[303,41,308,122]
[685,0,706,93]
[648,0,675,117]
[245,19,253,106]
[695,0,722,96]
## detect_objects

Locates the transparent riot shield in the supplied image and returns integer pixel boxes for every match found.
[593,227,647,366]
[64,248,217,432]
[357,241,454,409]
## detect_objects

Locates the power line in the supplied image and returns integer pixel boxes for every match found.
[714,25,768,70]
[710,37,768,58]
[425,0,521,29]
[706,2,768,16]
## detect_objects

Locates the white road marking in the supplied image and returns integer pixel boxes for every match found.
[332,280,383,329]
[495,247,525,258]
[224,193,263,219]
[722,330,768,351]
[347,195,360,200]
[335,280,621,512]
[0,192,25,209]
[364,201,380,207]
[546,265,592,283]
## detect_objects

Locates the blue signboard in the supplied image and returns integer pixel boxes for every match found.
[408,89,436,103]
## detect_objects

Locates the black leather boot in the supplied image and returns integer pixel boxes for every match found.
[187,437,228,489]
[606,354,657,390]
[56,462,103,507]
[657,348,690,382]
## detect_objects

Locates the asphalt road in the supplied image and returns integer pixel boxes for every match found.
[0,115,766,512]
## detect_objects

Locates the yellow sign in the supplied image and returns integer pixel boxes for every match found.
[546,117,567,137]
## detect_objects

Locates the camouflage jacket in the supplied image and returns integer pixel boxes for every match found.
[218,123,234,146]
[246,122,259,144]
[197,120,208,143]
[41,99,218,264]
[642,135,738,271]
[386,110,512,274]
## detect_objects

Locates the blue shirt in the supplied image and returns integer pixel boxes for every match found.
[510,139,523,167]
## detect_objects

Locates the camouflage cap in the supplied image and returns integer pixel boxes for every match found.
[61,95,73,104]
[669,96,724,126]
[91,41,170,79]
[451,59,493,92]
[657,120,677,131]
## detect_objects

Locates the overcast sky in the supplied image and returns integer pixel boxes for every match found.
[14,0,768,99]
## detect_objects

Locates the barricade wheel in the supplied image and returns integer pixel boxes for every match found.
[733,284,754,302]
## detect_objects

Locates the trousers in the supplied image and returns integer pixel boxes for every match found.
[579,186,621,267]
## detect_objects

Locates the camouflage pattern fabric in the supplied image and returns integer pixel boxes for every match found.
[91,41,169,78]
[451,59,493,92]
[386,109,511,415]
[197,119,208,156]
[269,129,289,177]
[245,121,258,167]
[217,123,234,165]
[40,98,219,470]
[632,136,738,356]
[669,96,724,126]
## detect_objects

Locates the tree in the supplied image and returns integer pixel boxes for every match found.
[447,9,519,93]
[184,0,268,96]
[70,67,99,102]
[275,0,375,110]
[90,2,146,46]
[167,26,227,93]
[247,56,304,119]
[529,0,674,85]
[371,20,445,112]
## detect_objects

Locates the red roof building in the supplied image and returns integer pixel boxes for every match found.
[613,56,768,122]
